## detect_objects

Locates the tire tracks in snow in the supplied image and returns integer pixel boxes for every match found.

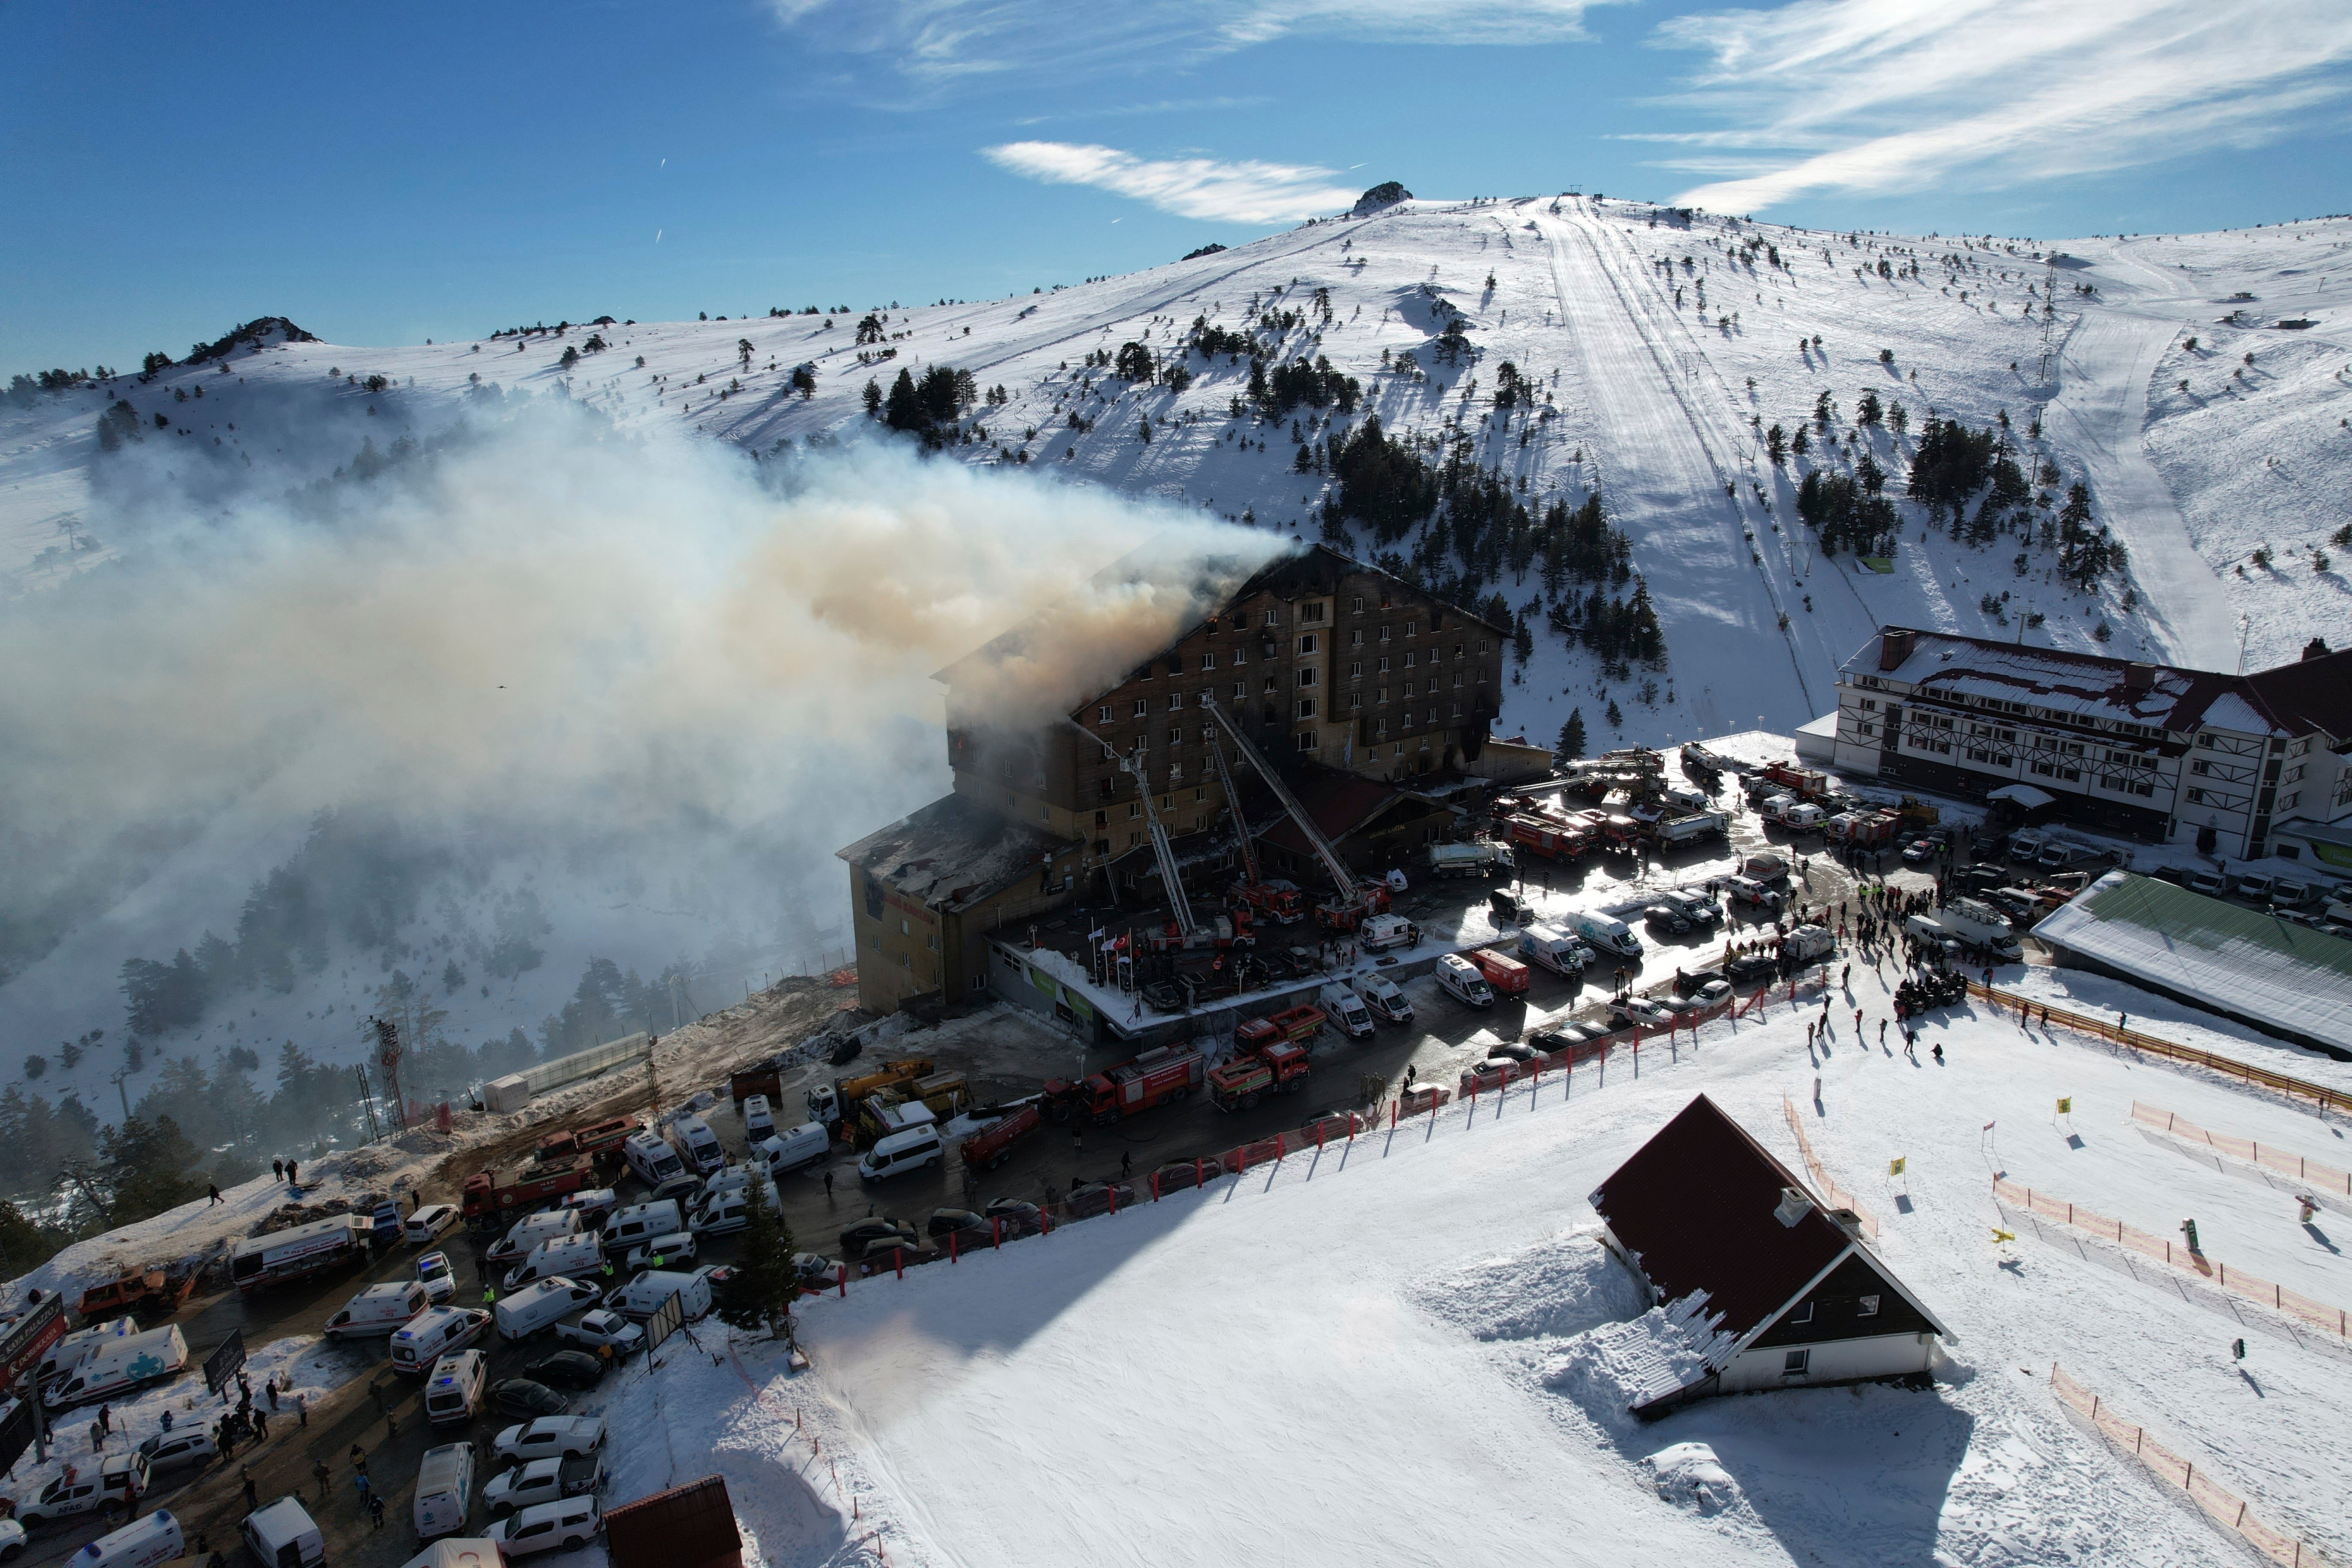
[1536,205,1821,721]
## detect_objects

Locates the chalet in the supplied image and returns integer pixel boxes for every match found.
[1590,1095,1950,1417]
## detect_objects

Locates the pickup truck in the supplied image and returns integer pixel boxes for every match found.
[551,1310,644,1357]
[484,1453,603,1518]
[493,1415,607,1467]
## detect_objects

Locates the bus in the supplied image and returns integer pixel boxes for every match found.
[229,1216,370,1292]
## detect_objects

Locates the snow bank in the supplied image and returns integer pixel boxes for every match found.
[1409,1225,1646,1343]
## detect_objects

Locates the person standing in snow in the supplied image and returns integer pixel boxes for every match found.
[207,1183,224,1206]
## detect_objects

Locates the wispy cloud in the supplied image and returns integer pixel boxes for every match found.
[983,141,1359,223]
[1651,0,2352,214]
[774,0,1610,83]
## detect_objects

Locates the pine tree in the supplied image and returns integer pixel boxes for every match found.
[1557,707,1586,760]
[862,378,882,416]
[709,1180,799,1337]
[1605,699,1624,728]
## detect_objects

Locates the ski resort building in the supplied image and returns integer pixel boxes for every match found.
[1828,628,2352,860]
[1591,1095,1949,1417]
[839,544,1510,1014]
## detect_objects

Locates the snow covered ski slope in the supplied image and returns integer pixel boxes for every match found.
[8,198,2348,717]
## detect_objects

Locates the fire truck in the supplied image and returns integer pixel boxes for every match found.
[1208,1039,1311,1112]
[1234,1004,1326,1053]
[461,1154,591,1221]
[1043,1046,1204,1126]
[1507,815,1592,862]
[1229,877,1306,925]
[958,1101,1043,1171]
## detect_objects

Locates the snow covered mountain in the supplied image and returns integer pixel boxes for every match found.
[3,192,2348,1112]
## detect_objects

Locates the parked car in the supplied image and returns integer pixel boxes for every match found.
[925,1208,989,1241]
[981,1198,1044,1234]
[1727,952,1781,983]
[523,1352,607,1391]
[1613,997,1675,1026]
[645,1175,704,1210]
[2184,868,2232,897]
[404,1204,459,1245]
[415,1251,457,1305]
[1487,1040,1540,1063]
[1148,1159,1222,1194]
[490,1381,569,1421]
[136,1429,219,1471]
[493,1416,607,1467]
[838,1218,917,1257]
[485,1496,602,1559]
[790,1252,839,1285]
[1488,888,1535,925]
[1526,1026,1591,1054]
[551,1310,643,1358]
[1064,1181,1135,1219]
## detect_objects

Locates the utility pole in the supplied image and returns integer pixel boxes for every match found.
[2037,258,2059,383]
[107,1065,133,1123]
[353,1064,380,1143]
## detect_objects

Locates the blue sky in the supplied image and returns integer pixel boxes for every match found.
[7,0,2352,373]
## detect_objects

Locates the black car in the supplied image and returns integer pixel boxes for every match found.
[1487,1040,1540,1063]
[983,1197,1044,1234]
[1141,981,1183,1013]
[926,1207,989,1240]
[1726,952,1781,983]
[839,1218,917,1257]
[524,1351,607,1391]
[490,1379,569,1420]
[1643,904,1693,936]
[829,1035,863,1067]
[646,1175,704,1210]
[1526,1028,1588,1055]
[1149,1158,1223,1194]
[1064,1181,1136,1219]
[1488,889,1534,924]
[1672,968,1727,999]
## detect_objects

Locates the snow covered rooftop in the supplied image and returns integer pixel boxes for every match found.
[2033,870,2352,1054]
[1847,627,2352,741]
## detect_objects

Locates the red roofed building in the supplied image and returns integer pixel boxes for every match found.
[1591,1095,1949,1417]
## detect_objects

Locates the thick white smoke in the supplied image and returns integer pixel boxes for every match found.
[0,396,1280,1077]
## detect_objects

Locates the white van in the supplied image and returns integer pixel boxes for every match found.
[73,1508,181,1568]
[495,1278,601,1343]
[398,1540,503,1568]
[1780,802,1826,831]
[857,1124,943,1182]
[404,1204,459,1245]
[37,1317,136,1384]
[621,1131,683,1188]
[1434,954,1494,1008]
[668,1114,726,1176]
[504,1235,603,1292]
[390,1307,492,1375]
[1516,922,1592,977]
[1571,911,1643,961]
[423,1350,488,1426]
[413,1444,477,1541]
[561,1188,619,1228]
[1355,971,1414,1023]
[691,1182,778,1237]
[486,1210,580,1268]
[1318,984,1375,1039]
[599,1200,683,1258]
[44,1327,187,1412]
[608,1268,713,1324]
[757,1123,830,1176]
[741,1095,776,1142]
[2235,870,2277,903]
[241,1498,323,1568]
[324,1282,429,1341]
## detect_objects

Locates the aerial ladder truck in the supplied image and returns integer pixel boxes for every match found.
[1198,696,1394,934]
[1067,720,1252,952]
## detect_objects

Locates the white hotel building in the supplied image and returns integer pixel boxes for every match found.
[1826,627,2352,864]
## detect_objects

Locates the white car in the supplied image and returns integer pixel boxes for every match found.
[137,1427,220,1470]
[483,1455,600,1519]
[416,1250,457,1305]
[551,1310,643,1357]
[0,1517,25,1560]
[493,1415,606,1466]
[1616,996,1675,1026]
[404,1203,459,1245]
[486,1496,602,1558]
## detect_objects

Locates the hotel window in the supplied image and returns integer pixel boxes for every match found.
[1199,652,1218,671]
[1349,661,1363,678]
[1349,692,1363,710]
[1097,705,1112,723]
[1378,656,1391,674]
[1297,667,1318,688]
[1295,696,1318,720]
[1297,633,1320,655]
[1301,601,1327,624]
[1133,698,1148,717]
[1351,596,1366,614]
[1404,651,1418,668]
